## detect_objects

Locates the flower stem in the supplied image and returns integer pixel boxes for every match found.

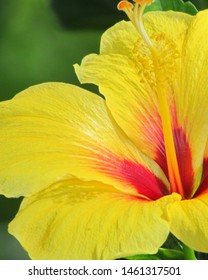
[183,244,197,260]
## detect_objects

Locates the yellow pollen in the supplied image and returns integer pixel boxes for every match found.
[118,1,184,197]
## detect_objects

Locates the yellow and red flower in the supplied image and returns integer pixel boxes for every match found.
[0,0,208,259]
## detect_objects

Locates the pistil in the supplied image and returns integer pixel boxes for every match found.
[118,0,184,197]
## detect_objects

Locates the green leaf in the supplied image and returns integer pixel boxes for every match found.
[146,0,198,15]
[120,248,185,260]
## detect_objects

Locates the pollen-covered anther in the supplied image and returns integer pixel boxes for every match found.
[118,0,153,47]
[117,1,134,23]
[117,1,133,11]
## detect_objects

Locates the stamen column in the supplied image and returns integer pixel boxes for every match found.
[118,0,184,197]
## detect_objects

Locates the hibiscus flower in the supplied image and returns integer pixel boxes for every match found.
[0,0,208,259]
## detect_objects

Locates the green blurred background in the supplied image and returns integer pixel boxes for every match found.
[0,0,207,259]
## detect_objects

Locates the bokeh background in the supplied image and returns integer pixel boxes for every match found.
[0,0,207,259]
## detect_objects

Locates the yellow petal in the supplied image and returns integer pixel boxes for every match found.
[169,192,208,253]
[176,10,208,177]
[0,82,167,198]
[100,20,138,55]
[75,53,164,164]
[9,180,181,259]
